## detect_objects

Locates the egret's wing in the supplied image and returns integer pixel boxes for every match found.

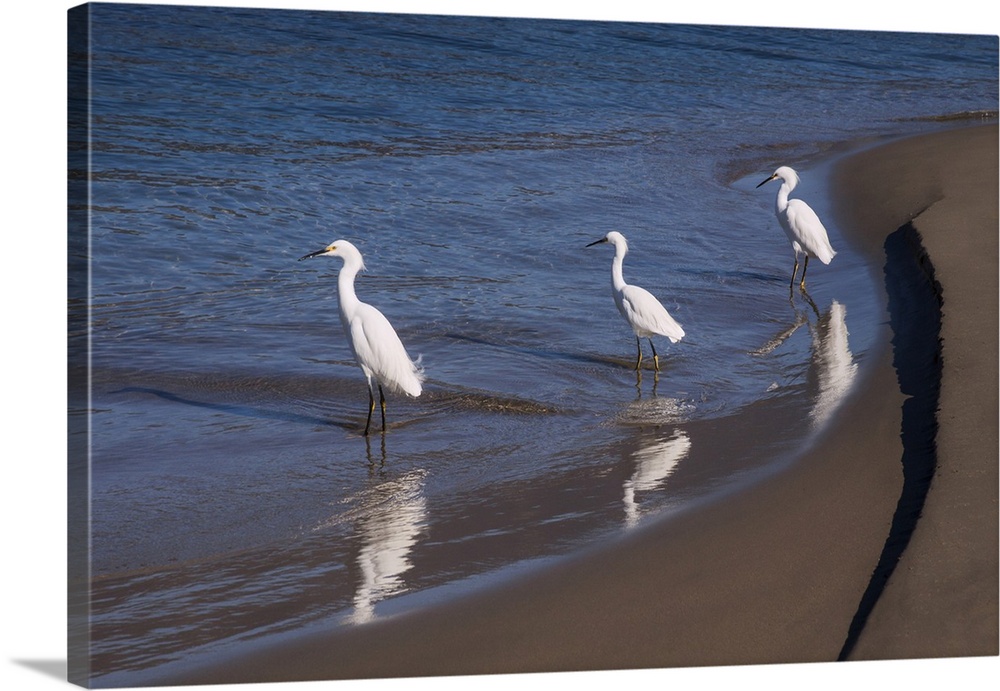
[350,304,424,397]
[621,285,685,343]
[786,199,836,264]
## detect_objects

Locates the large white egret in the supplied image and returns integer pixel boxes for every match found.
[757,166,836,290]
[299,240,423,435]
[586,231,685,372]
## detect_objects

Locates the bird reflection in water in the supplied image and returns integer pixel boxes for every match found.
[750,290,819,357]
[807,300,858,429]
[365,432,387,470]
[623,431,692,530]
[345,469,427,625]
[751,295,858,430]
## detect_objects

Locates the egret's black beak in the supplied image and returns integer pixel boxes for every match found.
[585,238,608,248]
[756,174,777,189]
[298,248,327,261]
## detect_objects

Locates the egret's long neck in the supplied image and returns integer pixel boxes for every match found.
[337,259,362,318]
[775,181,791,215]
[611,246,627,292]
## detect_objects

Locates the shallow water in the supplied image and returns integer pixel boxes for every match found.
[70,5,998,683]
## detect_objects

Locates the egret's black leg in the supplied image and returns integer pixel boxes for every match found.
[634,337,643,371]
[790,257,799,291]
[799,255,810,290]
[378,384,387,432]
[649,338,660,372]
[364,387,375,436]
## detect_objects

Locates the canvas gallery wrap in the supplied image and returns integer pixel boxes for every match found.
[67,2,999,688]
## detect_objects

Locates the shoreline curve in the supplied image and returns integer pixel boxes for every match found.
[159,124,998,686]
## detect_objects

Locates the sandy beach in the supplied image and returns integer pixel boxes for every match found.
[832,124,999,660]
[161,124,998,685]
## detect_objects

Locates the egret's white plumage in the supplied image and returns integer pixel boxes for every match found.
[757,166,836,290]
[299,239,423,435]
[586,231,684,372]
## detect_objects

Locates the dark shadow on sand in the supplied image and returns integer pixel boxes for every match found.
[838,223,943,660]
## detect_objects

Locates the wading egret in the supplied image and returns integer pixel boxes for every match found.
[299,240,423,435]
[586,231,685,372]
[756,166,836,290]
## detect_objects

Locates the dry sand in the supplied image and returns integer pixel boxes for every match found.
[165,124,998,686]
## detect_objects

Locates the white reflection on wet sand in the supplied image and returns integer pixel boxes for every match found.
[346,469,428,624]
[623,431,692,529]
[809,300,858,429]
[751,296,858,431]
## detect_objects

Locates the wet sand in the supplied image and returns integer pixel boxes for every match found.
[163,124,998,685]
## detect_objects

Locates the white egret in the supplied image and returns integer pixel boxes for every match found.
[586,231,685,372]
[299,240,423,435]
[756,166,836,290]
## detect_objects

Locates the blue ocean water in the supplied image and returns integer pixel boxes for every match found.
[73,4,998,682]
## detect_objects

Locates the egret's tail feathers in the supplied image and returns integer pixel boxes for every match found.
[662,317,685,344]
[378,353,424,398]
[397,356,424,398]
[390,373,422,398]
[817,246,837,265]
[400,379,422,398]
[813,232,837,264]
[406,354,426,397]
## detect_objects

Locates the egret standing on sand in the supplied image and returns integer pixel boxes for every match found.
[299,240,423,435]
[756,166,836,291]
[586,231,685,372]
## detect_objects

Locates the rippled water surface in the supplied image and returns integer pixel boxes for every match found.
[70,5,998,683]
